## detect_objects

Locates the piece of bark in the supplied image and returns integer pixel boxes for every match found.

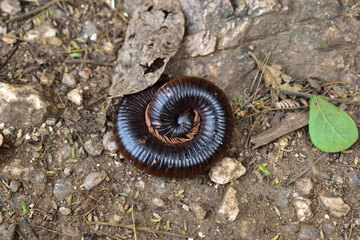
[251,112,309,149]
[109,0,185,96]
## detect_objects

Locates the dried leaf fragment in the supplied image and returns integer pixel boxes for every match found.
[248,52,302,93]
[109,0,185,96]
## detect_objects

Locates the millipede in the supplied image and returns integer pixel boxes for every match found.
[113,76,234,178]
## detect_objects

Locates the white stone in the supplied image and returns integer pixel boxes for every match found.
[218,186,239,222]
[209,157,246,184]
[67,88,83,105]
[293,197,313,221]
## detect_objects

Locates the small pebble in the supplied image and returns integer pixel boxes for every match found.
[84,138,104,156]
[295,177,314,196]
[293,197,313,221]
[9,180,21,192]
[103,131,118,153]
[83,172,105,190]
[189,202,207,220]
[319,190,350,218]
[182,204,190,211]
[59,207,71,216]
[67,88,83,105]
[53,178,73,201]
[64,167,72,176]
[217,186,239,222]
[1,0,21,15]
[153,197,166,208]
[348,170,360,188]
[209,157,246,184]
[62,72,77,88]
[46,118,57,126]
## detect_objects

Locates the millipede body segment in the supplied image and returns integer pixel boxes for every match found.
[113,76,233,178]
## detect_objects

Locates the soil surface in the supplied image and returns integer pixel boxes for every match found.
[1,0,360,240]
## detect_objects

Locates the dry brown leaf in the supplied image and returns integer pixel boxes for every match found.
[0,133,3,146]
[249,51,302,93]
[109,0,185,96]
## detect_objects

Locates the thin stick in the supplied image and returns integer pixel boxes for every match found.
[286,153,328,186]
[0,44,19,70]
[131,203,137,240]
[278,90,360,105]
[330,163,360,168]
[90,221,193,239]
[7,0,61,23]
[64,59,114,66]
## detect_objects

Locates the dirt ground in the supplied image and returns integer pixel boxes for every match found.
[1,0,360,240]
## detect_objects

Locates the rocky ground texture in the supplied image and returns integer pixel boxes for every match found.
[0,0,360,239]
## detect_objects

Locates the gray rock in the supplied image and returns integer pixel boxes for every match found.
[135,180,146,189]
[0,223,16,240]
[355,218,360,226]
[322,222,336,238]
[217,186,239,222]
[296,177,314,196]
[45,118,57,126]
[59,207,71,216]
[209,157,246,185]
[103,131,118,153]
[62,72,77,88]
[319,190,350,218]
[299,223,320,240]
[293,197,313,221]
[84,137,104,156]
[83,172,105,190]
[9,180,21,192]
[1,0,21,15]
[78,70,89,80]
[333,172,344,185]
[189,202,207,220]
[153,197,166,208]
[80,21,99,41]
[348,170,360,188]
[155,179,166,195]
[31,171,47,185]
[0,82,56,127]
[53,178,73,201]
[62,223,81,238]
[1,159,34,182]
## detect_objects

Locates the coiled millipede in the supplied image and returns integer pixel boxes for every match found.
[113,76,233,178]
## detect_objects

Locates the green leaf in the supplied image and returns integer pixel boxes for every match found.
[258,164,271,175]
[70,53,83,58]
[22,201,29,215]
[309,96,358,152]
[125,207,133,215]
[238,97,244,107]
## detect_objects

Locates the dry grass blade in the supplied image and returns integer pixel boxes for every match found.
[89,221,193,239]
[7,0,61,24]
[286,153,328,186]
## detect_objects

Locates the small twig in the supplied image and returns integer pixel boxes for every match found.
[241,105,309,120]
[245,114,262,148]
[278,90,360,105]
[131,203,137,240]
[64,59,114,66]
[330,163,360,168]
[286,153,328,186]
[90,221,193,239]
[0,43,19,70]
[7,0,61,24]
[23,219,39,239]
